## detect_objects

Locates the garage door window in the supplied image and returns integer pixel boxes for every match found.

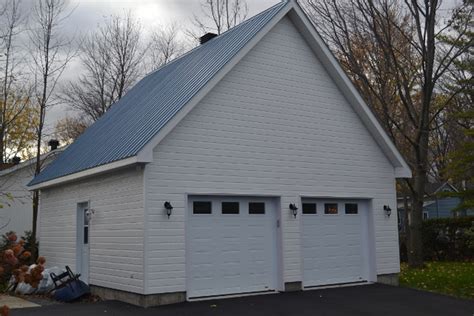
[222,202,239,214]
[302,203,317,214]
[249,202,265,214]
[193,201,212,214]
[345,203,358,214]
[324,203,338,214]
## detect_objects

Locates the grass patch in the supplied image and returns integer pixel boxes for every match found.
[400,261,474,299]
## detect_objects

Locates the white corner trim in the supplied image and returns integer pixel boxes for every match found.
[142,164,150,294]
[137,3,294,162]
[288,4,411,178]
[28,156,139,190]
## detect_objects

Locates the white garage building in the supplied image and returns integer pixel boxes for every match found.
[29,0,410,306]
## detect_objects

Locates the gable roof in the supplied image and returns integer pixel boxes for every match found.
[426,182,459,196]
[29,0,411,189]
[29,1,287,188]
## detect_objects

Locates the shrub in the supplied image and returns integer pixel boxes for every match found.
[0,231,45,292]
[422,217,474,261]
[400,217,474,261]
[20,231,39,263]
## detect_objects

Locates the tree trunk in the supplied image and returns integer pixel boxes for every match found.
[403,194,410,236]
[32,105,44,241]
[407,129,430,267]
[0,131,4,164]
[407,181,424,267]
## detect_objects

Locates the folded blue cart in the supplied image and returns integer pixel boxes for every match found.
[50,266,90,302]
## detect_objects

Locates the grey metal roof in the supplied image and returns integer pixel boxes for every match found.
[29,1,287,186]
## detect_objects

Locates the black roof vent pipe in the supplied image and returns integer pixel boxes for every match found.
[48,139,60,151]
[12,156,21,165]
[200,32,218,45]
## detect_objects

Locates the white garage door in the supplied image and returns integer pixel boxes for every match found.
[187,196,278,299]
[302,199,369,287]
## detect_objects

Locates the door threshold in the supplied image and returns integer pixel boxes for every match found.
[188,289,277,301]
[304,280,371,290]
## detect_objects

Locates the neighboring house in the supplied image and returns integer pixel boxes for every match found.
[397,182,473,232]
[0,146,63,236]
[28,1,411,307]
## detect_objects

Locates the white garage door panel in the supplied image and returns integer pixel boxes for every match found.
[303,200,368,287]
[187,197,277,298]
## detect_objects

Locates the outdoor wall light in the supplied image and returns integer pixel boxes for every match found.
[164,201,173,218]
[85,209,95,222]
[384,205,392,217]
[289,203,298,218]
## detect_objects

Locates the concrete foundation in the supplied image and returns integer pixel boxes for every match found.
[377,273,399,286]
[90,285,186,308]
[284,281,303,292]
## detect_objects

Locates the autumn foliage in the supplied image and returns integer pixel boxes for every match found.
[0,305,8,316]
[0,232,45,291]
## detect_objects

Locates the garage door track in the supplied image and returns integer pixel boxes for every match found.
[11,284,474,316]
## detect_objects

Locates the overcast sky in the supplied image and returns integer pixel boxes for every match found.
[60,0,280,82]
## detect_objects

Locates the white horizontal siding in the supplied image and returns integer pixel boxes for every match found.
[40,166,145,294]
[144,16,399,294]
[0,156,59,236]
[0,166,34,235]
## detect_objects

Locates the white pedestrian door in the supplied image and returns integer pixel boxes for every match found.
[187,196,278,299]
[302,199,368,287]
[76,202,90,283]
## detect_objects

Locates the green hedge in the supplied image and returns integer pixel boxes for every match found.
[422,217,474,260]
[400,216,474,261]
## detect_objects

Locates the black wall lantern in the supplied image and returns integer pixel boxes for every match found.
[289,203,298,218]
[383,205,392,217]
[164,201,173,218]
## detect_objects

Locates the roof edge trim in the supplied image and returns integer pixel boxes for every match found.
[288,3,412,178]
[28,156,140,190]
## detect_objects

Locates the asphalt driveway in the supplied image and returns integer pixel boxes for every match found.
[11,284,474,316]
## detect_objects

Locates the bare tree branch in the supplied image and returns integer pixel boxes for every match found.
[29,0,75,240]
[302,0,473,267]
[188,0,248,40]
[0,0,35,163]
[147,22,186,71]
[61,11,145,122]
